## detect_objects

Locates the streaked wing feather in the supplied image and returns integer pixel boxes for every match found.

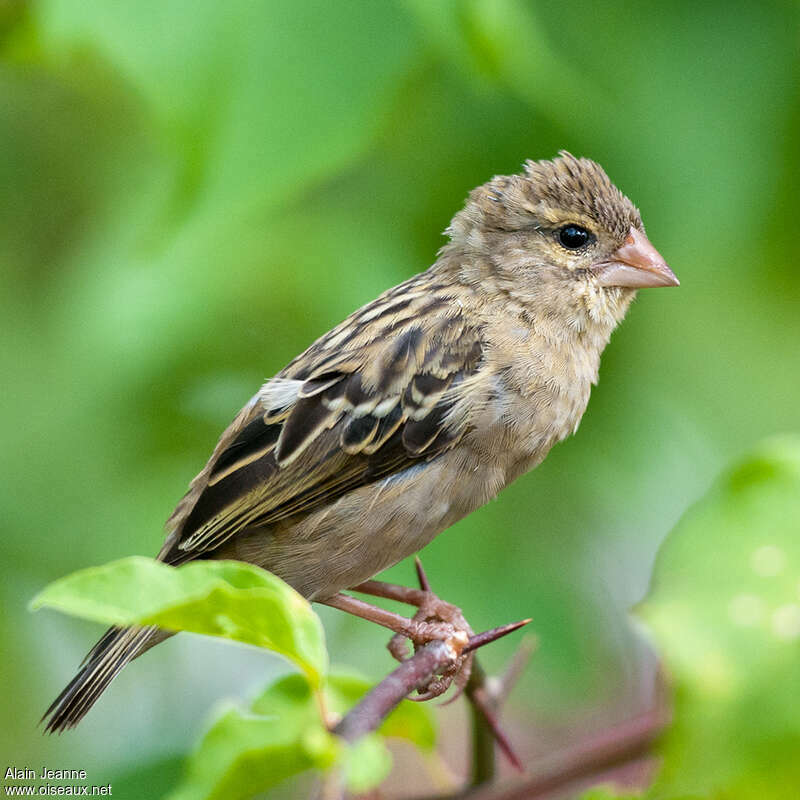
[161,282,485,562]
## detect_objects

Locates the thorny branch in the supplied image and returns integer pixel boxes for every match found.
[465,638,538,786]
[323,617,530,800]
[332,623,531,744]
[333,639,454,743]
[321,557,532,800]
[325,559,667,799]
[426,707,668,800]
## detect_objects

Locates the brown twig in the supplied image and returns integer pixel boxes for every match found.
[332,621,532,744]
[423,707,668,800]
[327,561,533,798]
[466,661,498,786]
[464,634,538,785]
[333,639,458,742]
[465,661,526,775]
[335,564,532,775]
[326,561,664,800]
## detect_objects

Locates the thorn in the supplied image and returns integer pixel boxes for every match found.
[470,687,525,772]
[465,619,532,654]
[414,556,432,593]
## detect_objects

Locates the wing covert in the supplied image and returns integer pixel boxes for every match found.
[161,287,485,563]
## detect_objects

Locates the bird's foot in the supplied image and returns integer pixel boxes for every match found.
[386,602,474,701]
[322,558,531,703]
[321,559,533,770]
[352,558,475,700]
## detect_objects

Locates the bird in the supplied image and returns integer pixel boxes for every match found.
[43,151,678,732]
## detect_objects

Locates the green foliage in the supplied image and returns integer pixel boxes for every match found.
[168,670,436,800]
[166,683,338,800]
[579,789,642,800]
[31,557,328,686]
[593,438,800,799]
[31,558,436,798]
[4,1,800,796]
[637,437,800,799]
[339,734,393,795]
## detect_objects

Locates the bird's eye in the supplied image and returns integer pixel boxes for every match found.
[558,225,592,250]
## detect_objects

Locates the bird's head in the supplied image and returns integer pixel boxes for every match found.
[442,152,678,332]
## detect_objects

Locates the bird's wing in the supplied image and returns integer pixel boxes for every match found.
[160,287,485,563]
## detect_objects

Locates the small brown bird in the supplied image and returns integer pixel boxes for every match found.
[44,152,678,731]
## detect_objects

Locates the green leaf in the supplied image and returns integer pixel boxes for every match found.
[168,674,339,800]
[578,789,643,800]
[325,670,437,752]
[341,733,392,794]
[171,672,400,799]
[637,436,800,799]
[31,556,327,685]
[252,674,396,795]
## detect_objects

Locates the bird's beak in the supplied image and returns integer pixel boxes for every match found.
[591,227,679,288]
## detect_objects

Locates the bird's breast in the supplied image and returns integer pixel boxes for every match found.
[473,325,603,482]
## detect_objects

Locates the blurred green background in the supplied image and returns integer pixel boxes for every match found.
[1,0,798,796]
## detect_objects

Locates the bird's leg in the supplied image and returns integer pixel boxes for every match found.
[346,559,476,700]
[322,559,531,708]
[320,586,470,663]
[351,559,474,640]
[320,592,453,641]
[320,582,471,700]
[320,559,473,698]
[323,563,532,771]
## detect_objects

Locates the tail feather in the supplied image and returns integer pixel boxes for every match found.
[79,625,123,667]
[43,626,165,733]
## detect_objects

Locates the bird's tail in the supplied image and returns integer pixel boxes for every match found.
[42,625,169,733]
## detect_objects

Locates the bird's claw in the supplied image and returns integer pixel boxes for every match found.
[345,559,530,704]
[386,572,475,701]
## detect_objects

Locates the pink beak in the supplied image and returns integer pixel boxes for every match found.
[592,227,679,288]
